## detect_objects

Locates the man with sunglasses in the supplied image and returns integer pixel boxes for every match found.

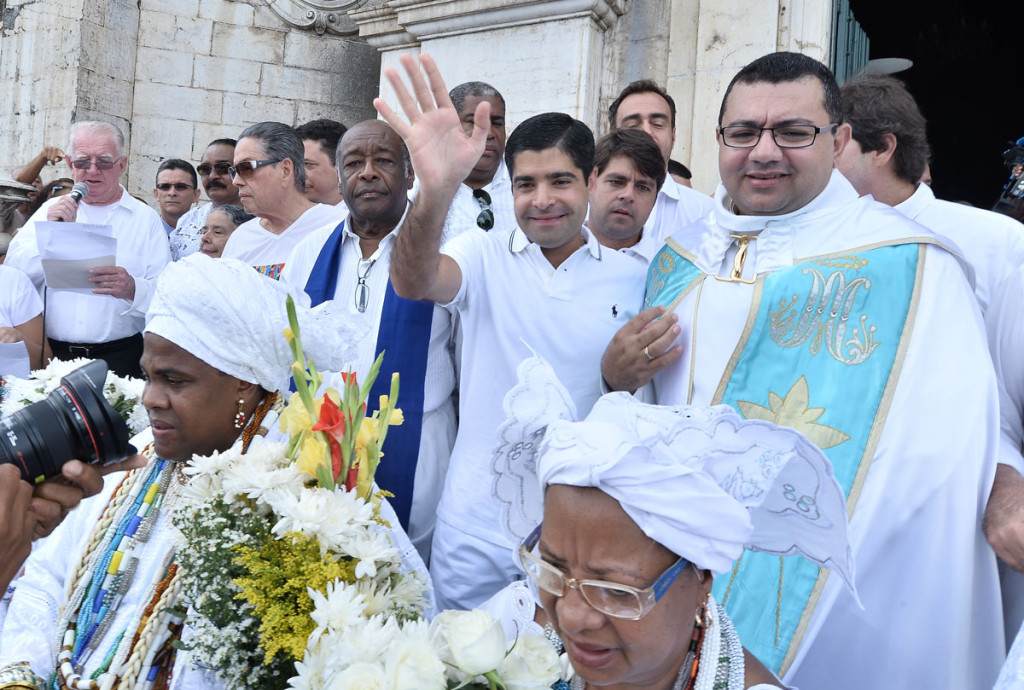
[282,119,455,564]
[600,52,1004,689]
[152,159,200,237]
[222,121,344,279]
[4,121,169,378]
[169,139,241,260]
[439,82,516,240]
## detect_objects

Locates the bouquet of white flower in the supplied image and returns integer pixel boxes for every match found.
[173,297,566,689]
[0,357,148,433]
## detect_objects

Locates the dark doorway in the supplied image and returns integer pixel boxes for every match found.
[849,1,1022,209]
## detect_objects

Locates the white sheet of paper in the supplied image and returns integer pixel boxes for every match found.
[35,221,118,294]
[0,342,31,378]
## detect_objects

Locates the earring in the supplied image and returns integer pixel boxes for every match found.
[234,399,246,429]
[703,590,714,628]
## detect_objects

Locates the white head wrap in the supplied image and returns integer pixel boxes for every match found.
[487,352,855,594]
[146,254,364,392]
[537,393,856,591]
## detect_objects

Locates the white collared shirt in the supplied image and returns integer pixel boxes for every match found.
[437,226,646,547]
[5,188,171,343]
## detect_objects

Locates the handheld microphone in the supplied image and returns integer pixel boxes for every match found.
[69,182,89,203]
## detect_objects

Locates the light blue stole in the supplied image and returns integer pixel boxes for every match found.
[646,239,925,675]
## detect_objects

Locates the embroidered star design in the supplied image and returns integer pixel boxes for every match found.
[737,376,850,449]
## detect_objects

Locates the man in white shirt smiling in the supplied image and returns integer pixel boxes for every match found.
[376,55,647,610]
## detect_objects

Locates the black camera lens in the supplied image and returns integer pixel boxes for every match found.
[0,360,135,484]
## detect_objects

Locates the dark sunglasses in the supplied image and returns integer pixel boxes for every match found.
[473,188,494,231]
[156,182,195,192]
[197,162,232,177]
[71,157,120,171]
[228,159,281,180]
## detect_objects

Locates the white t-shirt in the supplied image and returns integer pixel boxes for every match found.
[282,209,457,562]
[0,264,42,327]
[4,188,171,343]
[437,227,646,548]
[222,203,345,279]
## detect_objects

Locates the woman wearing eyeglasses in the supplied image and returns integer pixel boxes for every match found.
[199,204,254,258]
[488,391,858,690]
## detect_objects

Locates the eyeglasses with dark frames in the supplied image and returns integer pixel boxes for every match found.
[197,162,233,177]
[473,188,494,231]
[228,159,282,180]
[718,123,839,149]
[519,524,690,620]
[155,182,195,192]
[70,157,122,171]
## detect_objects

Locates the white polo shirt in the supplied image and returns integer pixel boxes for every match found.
[437,226,646,548]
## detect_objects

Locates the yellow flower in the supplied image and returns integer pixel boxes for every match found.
[282,327,294,341]
[279,392,321,437]
[388,407,404,426]
[294,433,328,478]
[356,416,381,451]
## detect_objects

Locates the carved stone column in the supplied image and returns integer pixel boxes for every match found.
[351,0,626,129]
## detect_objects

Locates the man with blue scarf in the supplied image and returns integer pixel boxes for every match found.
[601,52,1004,690]
[282,120,456,564]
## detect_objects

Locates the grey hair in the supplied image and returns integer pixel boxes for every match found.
[209,204,254,227]
[237,122,306,192]
[68,121,126,159]
[449,81,505,115]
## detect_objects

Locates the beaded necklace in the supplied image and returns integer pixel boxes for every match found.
[50,394,280,690]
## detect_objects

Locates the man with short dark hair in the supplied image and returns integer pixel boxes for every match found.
[377,56,647,610]
[608,79,712,261]
[222,122,345,278]
[586,128,664,261]
[441,81,516,238]
[294,118,347,205]
[169,138,241,260]
[283,119,453,565]
[4,121,169,377]
[153,158,200,235]
[602,52,1003,688]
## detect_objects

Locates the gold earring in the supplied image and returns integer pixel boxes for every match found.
[234,399,246,429]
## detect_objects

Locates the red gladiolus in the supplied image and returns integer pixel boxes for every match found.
[313,396,347,481]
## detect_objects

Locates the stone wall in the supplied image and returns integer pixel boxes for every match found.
[0,0,381,203]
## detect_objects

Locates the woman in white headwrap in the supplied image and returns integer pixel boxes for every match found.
[485,369,857,690]
[0,255,425,689]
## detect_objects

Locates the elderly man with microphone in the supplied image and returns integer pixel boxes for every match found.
[5,121,170,377]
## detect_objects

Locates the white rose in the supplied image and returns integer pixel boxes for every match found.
[497,632,562,690]
[384,626,447,690]
[326,662,387,690]
[431,609,508,676]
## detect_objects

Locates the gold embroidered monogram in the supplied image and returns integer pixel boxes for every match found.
[812,254,868,271]
[737,376,850,449]
[769,267,879,365]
